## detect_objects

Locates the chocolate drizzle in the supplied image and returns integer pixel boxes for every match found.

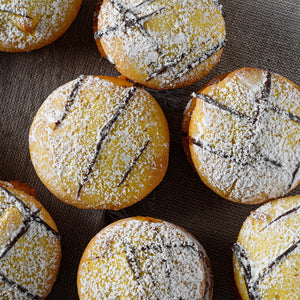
[118,138,151,187]
[0,210,39,261]
[77,86,137,197]
[0,186,60,299]
[261,205,300,231]
[162,39,226,86]
[0,8,32,19]
[194,93,252,122]
[0,186,60,239]
[269,104,300,124]
[0,271,41,300]
[232,242,256,299]
[188,136,282,168]
[54,75,85,128]
[287,161,300,190]
[94,0,163,52]
[233,239,300,300]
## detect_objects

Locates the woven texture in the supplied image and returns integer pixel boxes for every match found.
[0,0,299,299]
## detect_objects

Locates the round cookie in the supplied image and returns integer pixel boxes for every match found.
[233,196,300,300]
[77,216,213,299]
[29,75,169,210]
[0,180,61,299]
[188,67,300,204]
[0,0,82,52]
[93,0,226,90]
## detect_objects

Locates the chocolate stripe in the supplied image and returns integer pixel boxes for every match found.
[268,105,300,124]
[194,93,252,121]
[261,205,300,231]
[0,8,32,19]
[233,239,300,300]
[0,186,60,238]
[0,271,41,300]
[232,243,257,300]
[287,161,300,191]
[189,136,282,168]
[189,137,250,167]
[54,75,85,128]
[254,239,300,289]
[124,242,142,282]
[0,220,31,260]
[118,138,151,187]
[95,0,163,53]
[163,39,226,85]
[77,86,137,196]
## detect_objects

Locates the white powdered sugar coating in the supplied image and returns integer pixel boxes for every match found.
[78,218,213,300]
[190,69,300,203]
[29,76,169,209]
[96,0,225,88]
[0,0,80,50]
[234,196,300,299]
[0,186,61,299]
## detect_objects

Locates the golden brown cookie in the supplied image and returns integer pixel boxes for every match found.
[188,67,300,204]
[93,0,226,90]
[77,216,213,299]
[0,0,82,52]
[233,196,300,300]
[29,75,169,210]
[0,180,61,299]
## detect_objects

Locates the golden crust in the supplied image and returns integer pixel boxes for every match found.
[94,0,226,90]
[29,75,170,210]
[77,216,213,299]
[233,196,300,299]
[0,180,61,299]
[0,0,82,52]
[189,67,300,204]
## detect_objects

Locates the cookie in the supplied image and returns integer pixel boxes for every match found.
[29,75,169,210]
[0,0,82,52]
[93,0,226,90]
[77,216,213,299]
[0,180,61,299]
[188,67,300,204]
[233,196,300,300]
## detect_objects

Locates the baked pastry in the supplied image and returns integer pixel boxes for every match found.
[93,0,226,90]
[0,180,61,299]
[0,0,82,52]
[77,216,213,299]
[187,67,300,204]
[233,195,300,300]
[29,75,169,210]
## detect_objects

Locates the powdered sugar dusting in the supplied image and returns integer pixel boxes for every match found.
[0,185,61,299]
[96,0,225,89]
[78,218,213,299]
[0,0,81,51]
[233,196,300,299]
[29,76,169,209]
[189,68,300,204]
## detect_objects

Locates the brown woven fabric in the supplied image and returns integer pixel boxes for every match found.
[0,0,299,299]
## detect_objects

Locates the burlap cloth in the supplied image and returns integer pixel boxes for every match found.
[0,0,299,299]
